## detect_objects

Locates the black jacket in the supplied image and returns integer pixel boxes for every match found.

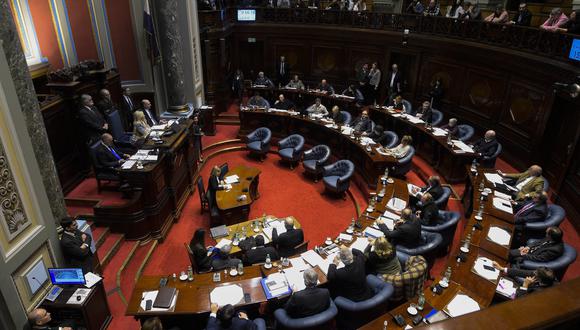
[422,183,444,201]
[327,249,372,302]
[369,130,387,146]
[473,138,499,158]
[244,246,279,265]
[60,229,93,273]
[207,175,222,209]
[95,143,123,170]
[507,268,553,297]
[78,106,107,144]
[441,124,458,139]
[96,98,115,117]
[512,9,532,26]
[511,238,564,264]
[285,287,331,318]
[514,202,548,224]
[330,111,345,125]
[351,117,372,134]
[417,107,433,124]
[276,61,291,82]
[274,99,294,110]
[418,201,440,226]
[190,242,212,272]
[206,315,257,330]
[272,227,304,257]
[379,219,422,248]
[386,71,403,92]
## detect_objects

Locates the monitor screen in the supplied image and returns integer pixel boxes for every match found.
[48,268,86,285]
[570,39,580,62]
[237,9,256,22]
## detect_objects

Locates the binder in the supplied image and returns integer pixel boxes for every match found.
[153,287,176,309]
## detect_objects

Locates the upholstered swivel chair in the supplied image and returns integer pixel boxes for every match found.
[431,109,443,126]
[197,176,209,215]
[435,186,452,209]
[107,110,133,145]
[89,141,121,193]
[322,160,355,198]
[334,275,394,329]
[383,131,399,148]
[302,144,331,181]
[391,146,415,178]
[219,162,229,180]
[457,124,474,142]
[246,127,271,161]
[520,239,577,280]
[480,142,502,168]
[402,99,413,115]
[396,231,443,267]
[422,211,461,253]
[341,111,352,125]
[278,134,305,169]
[274,298,338,329]
[524,204,565,240]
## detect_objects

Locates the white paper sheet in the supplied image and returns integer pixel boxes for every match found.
[377,218,395,231]
[210,285,244,306]
[484,173,505,185]
[84,272,102,288]
[363,226,385,238]
[121,160,136,169]
[497,277,517,298]
[387,197,407,212]
[494,190,512,201]
[473,257,500,281]
[301,250,325,267]
[350,237,370,252]
[338,233,353,242]
[215,238,232,250]
[262,220,288,240]
[432,127,448,136]
[445,294,481,317]
[318,252,344,275]
[453,140,475,153]
[289,257,309,271]
[382,210,401,221]
[284,267,307,292]
[492,197,513,214]
[407,183,421,197]
[341,127,354,135]
[145,155,158,161]
[224,175,240,184]
[407,116,425,124]
[487,226,511,246]
[151,124,167,130]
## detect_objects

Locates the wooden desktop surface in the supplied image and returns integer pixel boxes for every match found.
[216,165,261,210]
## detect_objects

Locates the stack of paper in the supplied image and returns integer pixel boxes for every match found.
[407,116,425,124]
[262,220,288,240]
[487,226,511,246]
[484,173,504,185]
[377,218,395,231]
[224,175,240,184]
[300,250,325,267]
[269,108,289,113]
[432,127,448,136]
[494,190,512,201]
[445,294,480,317]
[289,257,309,271]
[341,127,354,135]
[151,124,167,130]
[350,237,370,252]
[284,267,307,292]
[382,210,400,221]
[121,160,136,170]
[84,272,102,288]
[363,226,385,238]
[215,238,232,250]
[497,277,517,298]
[452,140,475,153]
[387,198,407,212]
[360,137,376,145]
[473,257,500,282]
[338,233,353,242]
[492,197,513,214]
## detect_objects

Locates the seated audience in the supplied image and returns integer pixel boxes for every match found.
[284,268,331,318]
[60,217,94,273]
[441,118,459,139]
[492,264,555,297]
[131,111,151,144]
[306,98,328,116]
[424,0,440,16]
[446,0,465,18]
[254,71,274,87]
[211,243,242,271]
[540,8,568,31]
[353,0,367,11]
[364,237,402,276]
[382,135,413,159]
[189,228,213,272]
[342,84,364,105]
[316,79,335,94]
[484,5,509,23]
[96,133,130,170]
[273,94,294,110]
[502,164,545,201]
[351,110,373,134]
[377,208,422,247]
[510,2,532,26]
[328,105,345,124]
[247,93,270,109]
[509,226,564,266]
[472,130,499,162]
[285,74,305,90]
[328,247,372,301]
[243,235,279,265]
[78,94,108,145]
[28,308,73,330]
[383,255,428,301]
[461,2,481,20]
[369,125,387,145]
[207,303,257,330]
[416,193,441,226]
[416,101,433,124]
[272,217,304,257]
[96,88,115,116]
[384,94,407,112]
[557,9,580,34]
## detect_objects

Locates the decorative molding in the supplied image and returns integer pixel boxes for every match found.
[9,0,47,66]
[48,0,78,67]
[86,0,116,69]
[0,148,30,241]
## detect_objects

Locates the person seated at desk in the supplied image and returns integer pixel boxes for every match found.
[60,217,94,273]
[316,79,335,94]
[28,308,73,330]
[243,234,279,265]
[501,165,545,202]
[509,226,564,266]
[96,133,130,170]
[416,193,441,226]
[253,71,274,88]
[284,268,331,318]
[411,175,444,203]
[471,129,499,161]
[368,125,387,146]
[341,84,364,105]
[272,217,304,257]
[492,264,555,298]
[416,100,433,124]
[441,118,459,139]
[384,95,407,112]
[247,92,270,109]
[190,228,214,272]
[328,105,345,124]
[351,110,373,134]
[211,243,241,271]
[328,247,373,301]
[306,98,328,116]
[514,191,549,224]
[141,316,179,330]
[364,237,402,276]
[285,74,305,90]
[140,99,163,127]
[377,208,422,248]
[131,111,151,144]
[273,94,294,110]
[207,303,258,330]
[380,135,413,159]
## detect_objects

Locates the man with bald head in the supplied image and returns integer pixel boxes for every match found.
[95,133,130,170]
[284,268,330,318]
[95,88,116,117]
[502,165,546,201]
[78,94,108,145]
[328,246,372,301]
[441,118,459,138]
[473,130,500,167]
[272,217,304,257]
[254,71,274,88]
[377,208,422,247]
[316,79,335,95]
[140,99,159,126]
[28,308,73,330]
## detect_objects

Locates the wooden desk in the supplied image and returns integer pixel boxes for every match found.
[216,165,261,224]
[247,86,356,111]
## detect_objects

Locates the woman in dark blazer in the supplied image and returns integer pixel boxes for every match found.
[189,228,213,272]
[365,237,402,276]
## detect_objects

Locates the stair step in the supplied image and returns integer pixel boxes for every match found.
[98,233,125,269]
[101,241,139,295]
[94,227,110,249]
[216,119,241,125]
[217,113,239,118]
[119,240,158,300]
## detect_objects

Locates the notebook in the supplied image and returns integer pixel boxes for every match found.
[153,287,176,309]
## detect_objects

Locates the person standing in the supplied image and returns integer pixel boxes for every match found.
[60,217,94,273]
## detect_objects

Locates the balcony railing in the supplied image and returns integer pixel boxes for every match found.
[198,7,577,62]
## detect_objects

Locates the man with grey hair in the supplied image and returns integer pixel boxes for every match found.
[254,71,274,88]
[284,268,330,318]
[441,118,459,139]
[472,129,500,167]
[272,217,304,257]
[540,7,568,31]
[78,93,108,145]
[328,246,372,301]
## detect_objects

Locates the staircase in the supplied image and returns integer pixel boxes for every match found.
[215,112,240,126]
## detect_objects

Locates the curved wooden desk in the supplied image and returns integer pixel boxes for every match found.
[216,165,261,224]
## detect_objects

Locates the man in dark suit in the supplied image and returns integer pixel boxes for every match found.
[272,218,304,257]
[472,130,499,167]
[243,235,279,265]
[95,133,129,172]
[416,100,433,124]
[95,89,116,117]
[514,191,549,224]
[285,268,330,318]
[441,118,459,139]
[276,55,291,86]
[492,263,555,298]
[328,247,372,302]
[416,193,440,226]
[341,84,364,106]
[378,208,422,247]
[207,303,258,330]
[273,94,294,110]
[140,99,159,126]
[328,105,345,124]
[316,79,335,95]
[60,217,93,273]
[27,308,73,330]
[510,2,532,26]
[369,125,387,146]
[78,94,108,145]
[231,69,245,101]
[351,110,373,134]
[422,176,444,201]
[509,226,564,266]
[386,63,403,101]
[120,87,135,130]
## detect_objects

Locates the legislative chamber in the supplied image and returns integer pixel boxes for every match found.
[1,1,580,330]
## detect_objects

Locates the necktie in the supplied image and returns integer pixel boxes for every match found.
[515,202,534,217]
[126,96,133,110]
[109,146,121,160]
[280,63,285,75]
[147,110,157,125]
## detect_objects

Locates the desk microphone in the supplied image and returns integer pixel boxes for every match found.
[32,276,51,294]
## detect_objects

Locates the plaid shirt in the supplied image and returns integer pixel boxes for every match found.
[383,255,428,300]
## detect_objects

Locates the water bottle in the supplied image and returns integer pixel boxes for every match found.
[463,233,472,250]
[238,262,244,275]
[187,266,194,281]
[417,291,425,311]
[383,320,388,330]
[479,181,485,192]
[384,167,389,178]
[348,218,355,232]
[443,266,452,283]
[265,254,272,268]
[447,133,452,145]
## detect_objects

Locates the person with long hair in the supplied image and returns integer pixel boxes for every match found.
[364,237,402,276]
[384,135,413,158]
[189,228,213,272]
[131,110,151,144]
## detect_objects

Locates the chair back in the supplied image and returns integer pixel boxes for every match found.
[197,176,207,202]
[184,243,198,273]
[542,176,550,192]
[311,144,331,163]
[383,131,399,148]
[89,140,103,172]
[431,109,443,126]
[274,299,338,329]
[219,163,229,180]
[457,124,474,141]
[434,186,452,209]
[107,110,126,141]
[341,111,352,125]
[423,210,461,249]
[525,204,565,238]
[392,146,415,177]
[293,240,309,255]
[402,99,413,115]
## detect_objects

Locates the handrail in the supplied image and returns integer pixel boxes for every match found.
[198,7,576,62]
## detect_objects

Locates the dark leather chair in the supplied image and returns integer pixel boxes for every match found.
[197,176,209,214]
[422,211,461,252]
[383,131,399,148]
[542,176,550,192]
[274,298,338,329]
[480,142,502,168]
[457,124,474,142]
[396,231,443,267]
[341,111,352,125]
[303,144,331,181]
[431,109,443,126]
[107,110,133,145]
[184,243,212,274]
[334,275,394,329]
[435,186,452,209]
[402,99,414,115]
[293,240,309,255]
[520,239,577,280]
[524,204,565,240]
[219,162,229,180]
[278,134,305,169]
[322,160,355,198]
[391,146,415,178]
[246,127,271,160]
[89,141,121,193]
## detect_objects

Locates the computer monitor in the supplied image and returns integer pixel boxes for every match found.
[237,9,256,22]
[48,268,86,285]
[569,39,580,62]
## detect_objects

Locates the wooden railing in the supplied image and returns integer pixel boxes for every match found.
[198,7,577,62]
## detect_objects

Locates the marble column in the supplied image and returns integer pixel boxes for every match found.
[153,0,188,113]
[0,0,68,223]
